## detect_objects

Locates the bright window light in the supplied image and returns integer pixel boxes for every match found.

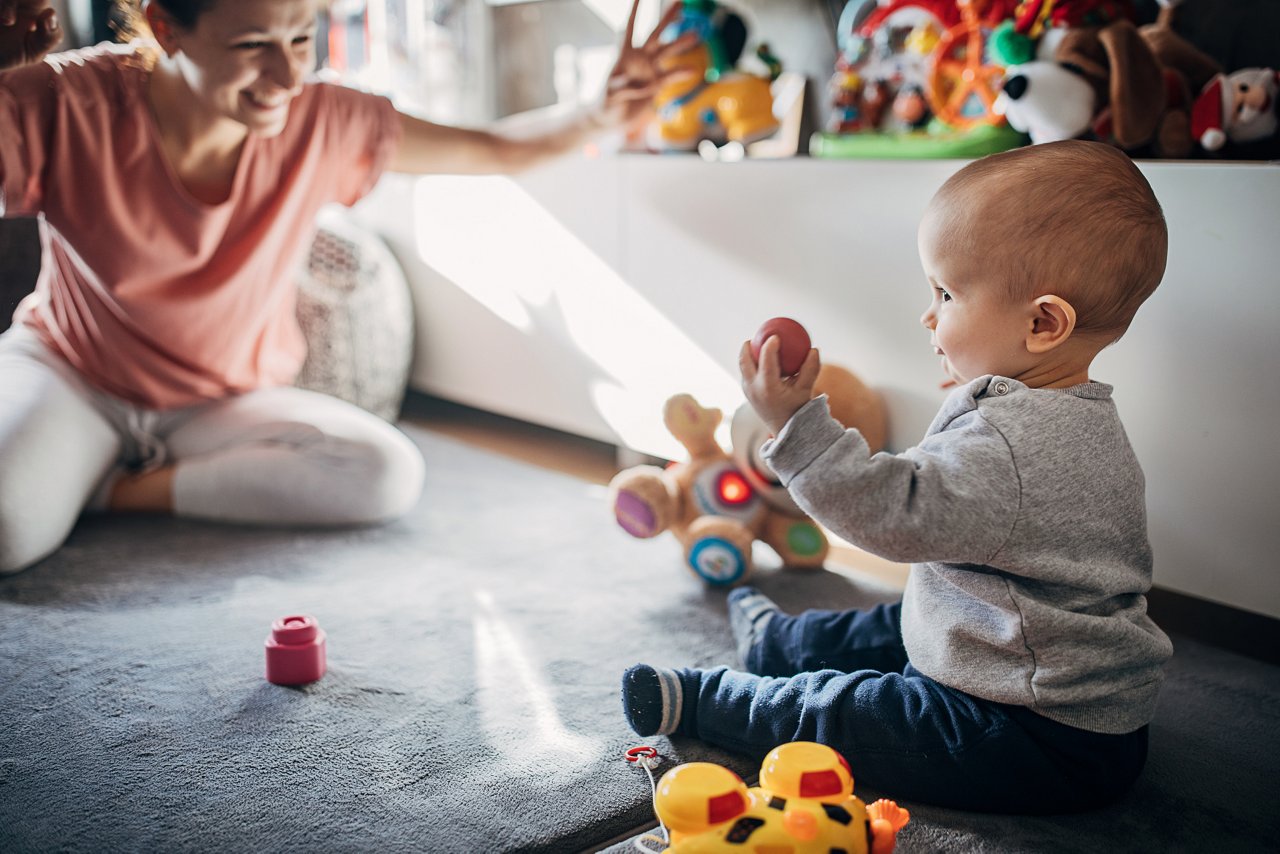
[412,175,741,458]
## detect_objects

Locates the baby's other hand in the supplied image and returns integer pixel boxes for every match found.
[739,337,820,436]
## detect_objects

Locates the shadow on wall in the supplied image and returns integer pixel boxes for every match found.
[392,173,744,460]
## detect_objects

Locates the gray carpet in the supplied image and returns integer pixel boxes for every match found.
[2,424,1277,853]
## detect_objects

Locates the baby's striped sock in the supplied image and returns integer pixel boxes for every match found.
[620,664,686,737]
[727,586,779,670]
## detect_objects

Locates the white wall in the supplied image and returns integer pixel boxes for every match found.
[354,156,1280,619]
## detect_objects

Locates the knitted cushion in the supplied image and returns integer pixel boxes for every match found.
[294,208,414,421]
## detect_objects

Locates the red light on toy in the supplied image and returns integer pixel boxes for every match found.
[265,615,327,686]
[717,470,753,506]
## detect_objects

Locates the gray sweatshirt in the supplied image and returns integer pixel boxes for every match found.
[762,375,1172,735]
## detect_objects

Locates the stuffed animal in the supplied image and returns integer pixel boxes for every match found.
[995,57,1098,143]
[995,0,1278,157]
[1188,67,1280,153]
[991,3,1174,151]
[609,364,887,586]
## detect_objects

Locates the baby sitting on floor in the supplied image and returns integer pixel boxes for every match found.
[621,140,1173,814]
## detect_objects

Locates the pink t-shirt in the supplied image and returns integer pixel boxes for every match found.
[0,43,402,409]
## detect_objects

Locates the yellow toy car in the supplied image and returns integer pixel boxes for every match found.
[651,742,909,853]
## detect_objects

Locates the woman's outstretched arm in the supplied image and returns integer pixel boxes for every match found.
[386,0,697,176]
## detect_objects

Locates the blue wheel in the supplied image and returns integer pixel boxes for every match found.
[688,536,748,586]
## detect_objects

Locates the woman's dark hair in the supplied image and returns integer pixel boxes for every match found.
[115,0,219,38]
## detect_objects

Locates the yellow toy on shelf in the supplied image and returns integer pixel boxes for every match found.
[645,742,909,853]
[652,0,779,150]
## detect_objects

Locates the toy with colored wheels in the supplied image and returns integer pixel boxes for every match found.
[647,742,911,853]
[608,363,887,586]
[684,517,755,586]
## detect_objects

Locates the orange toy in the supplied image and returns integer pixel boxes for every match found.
[609,365,886,586]
[651,742,909,853]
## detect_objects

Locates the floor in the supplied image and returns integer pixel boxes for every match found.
[401,394,1280,667]
[399,393,912,592]
[396,396,1280,853]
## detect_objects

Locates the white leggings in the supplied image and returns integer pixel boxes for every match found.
[0,326,425,574]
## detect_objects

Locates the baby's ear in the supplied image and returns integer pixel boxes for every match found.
[1026,295,1077,354]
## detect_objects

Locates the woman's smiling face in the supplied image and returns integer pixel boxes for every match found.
[157,0,319,137]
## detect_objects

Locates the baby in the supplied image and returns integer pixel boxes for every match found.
[620,140,1174,814]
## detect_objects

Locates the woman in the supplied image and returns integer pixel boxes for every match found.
[0,0,695,573]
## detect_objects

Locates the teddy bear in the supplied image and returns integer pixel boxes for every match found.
[608,364,886,586]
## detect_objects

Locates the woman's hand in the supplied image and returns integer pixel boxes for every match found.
[390,0,702,175]
[599,0,700,131]
[0,0,62,71]
[739,337,821,437]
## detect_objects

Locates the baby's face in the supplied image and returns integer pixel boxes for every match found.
[917,210,1035,386]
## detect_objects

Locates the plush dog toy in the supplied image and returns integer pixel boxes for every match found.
[995,0,1278,157]
[991,1,1142,145]
[609,364,886,586]
[995,56,1098,144]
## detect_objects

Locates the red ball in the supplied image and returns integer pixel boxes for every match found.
[751,317,811,376]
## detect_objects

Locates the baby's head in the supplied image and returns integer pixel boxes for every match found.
[918,140,1166,386]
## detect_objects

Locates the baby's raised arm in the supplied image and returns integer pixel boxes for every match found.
[765,401,1019,565]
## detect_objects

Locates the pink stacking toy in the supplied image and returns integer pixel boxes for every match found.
[264,615,327,685]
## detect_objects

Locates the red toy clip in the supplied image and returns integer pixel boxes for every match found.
[264,615,327,685]
[626,745,660,766]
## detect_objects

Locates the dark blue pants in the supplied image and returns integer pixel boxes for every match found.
[679,602,1148,813]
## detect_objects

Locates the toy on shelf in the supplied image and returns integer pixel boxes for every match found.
[645,742,909,853]
[1190,68,1279,153]
[814,0,1027,159]
[925,0,1010,129]
[609,365,886,587]
[651,0,780,151]
[992,0,1278,157]
[264,614,327,686]
[991,2,1177,151]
